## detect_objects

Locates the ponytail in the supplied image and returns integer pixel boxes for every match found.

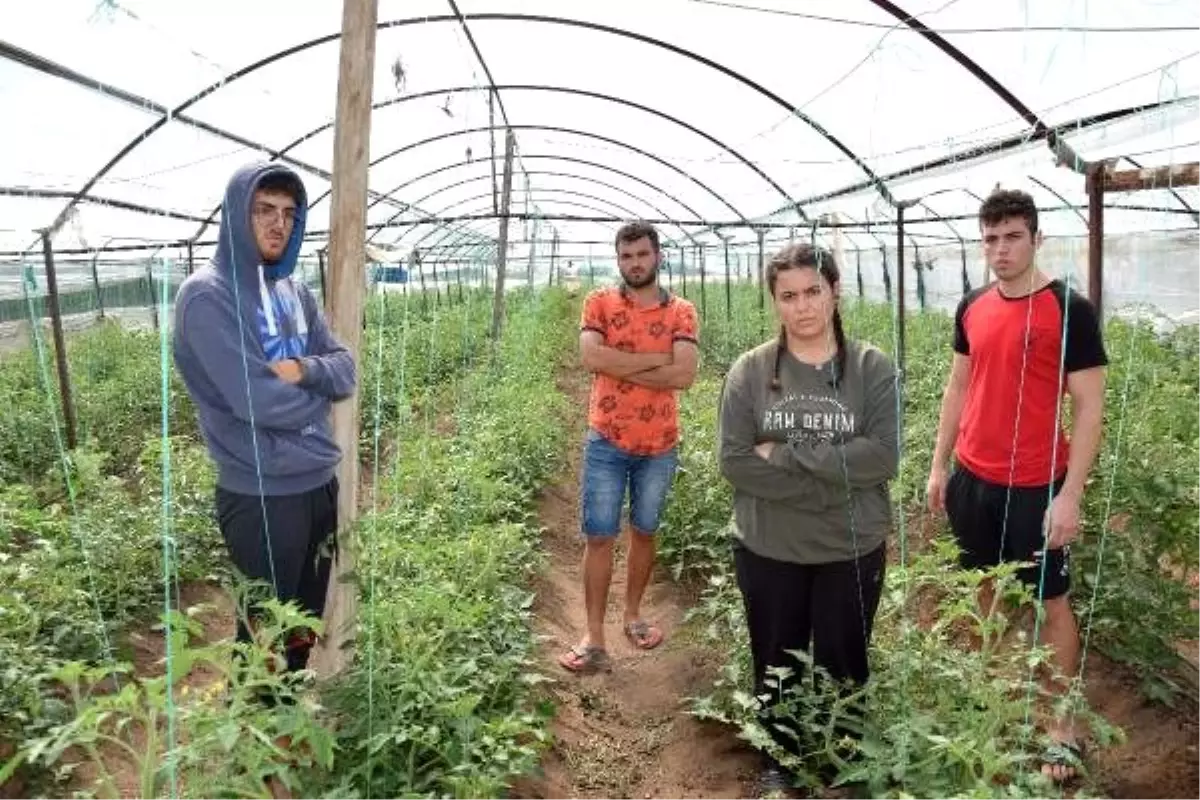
[831,307,847,389]
[770,325,786,392]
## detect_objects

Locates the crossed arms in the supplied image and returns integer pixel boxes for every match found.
[579,330,698,390]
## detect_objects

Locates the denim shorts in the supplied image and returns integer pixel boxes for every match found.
[580,429,679,537]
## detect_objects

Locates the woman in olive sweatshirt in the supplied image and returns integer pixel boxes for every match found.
[718,242,898,787]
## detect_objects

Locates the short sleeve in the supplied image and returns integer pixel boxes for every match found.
[580,291,606,335]
[953,294,971,355]
[1064,291,1108,372]
[672,300,699,344]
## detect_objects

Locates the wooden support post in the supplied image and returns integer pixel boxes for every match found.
[881,245,893,304]
[548,231,559,287]
[430,258,442,307]
[1086,162,1106,318]
[723,238,732,323]
[186,241,195,277]
[312,0,378,679]
[959,241,971,295]
[90,250,106,319]
[145,260,159,331]
[755,228,765,310]
[317,248,327,302]
[416,254,428,310]
[490,130,516,341]
[41,231,77,450]
[526,223,537,288]
[678,246,687,296]
[830,212,846,278]
[855,248,864,298]
[896,204,907,381]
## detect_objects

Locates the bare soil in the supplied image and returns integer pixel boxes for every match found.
[514,372,1198,799]
[66,582,236,799]
[19,362,1196,800]
[512,372,760,800]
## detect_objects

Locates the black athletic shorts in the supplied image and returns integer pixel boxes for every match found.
[944,465,1069,600]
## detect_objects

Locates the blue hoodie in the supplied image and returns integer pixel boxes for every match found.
[173,162,357,496]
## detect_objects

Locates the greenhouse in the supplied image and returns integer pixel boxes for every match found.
[0,1,1196,798]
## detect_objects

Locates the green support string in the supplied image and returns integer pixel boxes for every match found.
[21,263,118,678]
[365,280,391,800]
[158,256,179,799]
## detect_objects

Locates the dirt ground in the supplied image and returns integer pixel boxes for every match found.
[21,370,1196,800]
[510,374,761,800]
[512,371,1199,800]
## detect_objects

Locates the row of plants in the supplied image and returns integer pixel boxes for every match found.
[318,287,573,797]
[0,282,506,796]
[0,282,496,487]
[656,284,1198,796]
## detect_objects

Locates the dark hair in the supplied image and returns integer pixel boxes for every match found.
[766,243,846,392]
[978,188,1038,235]
[614,221,660,253]
[256,171,303,202]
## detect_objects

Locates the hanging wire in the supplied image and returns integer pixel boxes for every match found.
[157,255,179,799]
[20,262,118,675]
[223,222,279,596]
[365,271,391,799]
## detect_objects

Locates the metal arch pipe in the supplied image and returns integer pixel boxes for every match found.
[413,237,494,301]
[17,4,875,246]
[308,124,753,224]
[402,187,654,244]
[383,13,891,206]
[406,199,622,277]
[0,40,430,245]
[744,97,1192,230]
[428,238,496,283]
[402,194,658,253]
[284,84,801,215]
[393,170,698,245]
[868,0,1085,172]
[404,200,636,254]
[0,186,210,225]
[1028,175,1089,228]
[365,153,708,229]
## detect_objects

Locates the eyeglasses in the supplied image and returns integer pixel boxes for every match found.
[252,203,297,226]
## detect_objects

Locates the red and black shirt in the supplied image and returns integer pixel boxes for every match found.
[953,280,1107,487]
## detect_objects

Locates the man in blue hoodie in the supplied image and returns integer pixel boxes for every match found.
[174,162,356,674]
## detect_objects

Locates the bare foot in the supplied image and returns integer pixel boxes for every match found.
[1041,721,1084,783]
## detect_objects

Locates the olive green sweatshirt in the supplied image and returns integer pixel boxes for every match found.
[717,338,899,564]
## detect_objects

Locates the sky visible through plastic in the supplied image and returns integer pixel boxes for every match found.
[0,0,1196,314]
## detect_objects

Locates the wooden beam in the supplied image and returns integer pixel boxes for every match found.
[41,232,77,450]
[755,228,765,310]
[490,130,516,341]
[1086,162,1106,318]
[1100,162,1198,193]
[311,0,378,679]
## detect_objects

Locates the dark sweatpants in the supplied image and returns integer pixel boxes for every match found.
[733,540,886,761]
[215,477,338,672]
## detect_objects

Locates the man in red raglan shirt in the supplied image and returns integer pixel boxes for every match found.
[927,189,1107,783]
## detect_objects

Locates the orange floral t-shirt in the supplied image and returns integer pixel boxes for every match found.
[580,286,700,456]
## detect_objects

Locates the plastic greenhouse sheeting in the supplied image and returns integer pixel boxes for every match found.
[0,0,1196,311]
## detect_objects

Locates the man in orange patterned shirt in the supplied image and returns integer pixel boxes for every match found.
[559,222,700,673]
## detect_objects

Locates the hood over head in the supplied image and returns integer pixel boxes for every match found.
[213,161,308,285]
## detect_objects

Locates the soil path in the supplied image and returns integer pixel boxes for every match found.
[512,370,760,800]
[1085,650,1198,799]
